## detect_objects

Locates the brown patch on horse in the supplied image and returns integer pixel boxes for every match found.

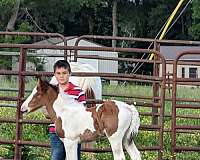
[55,117,65,138]
[85,88,96,108]
[29,78,59,122]
[86,106,104,134]
[79,129,100,142]
[37,78,59,94]
[86,101,119,137]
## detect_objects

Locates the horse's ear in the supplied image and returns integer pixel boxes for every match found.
[37,77,49,92]
[37,77,43,89]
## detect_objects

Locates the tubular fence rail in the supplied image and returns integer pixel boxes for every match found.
[0,32,199,160]
[171,50,200,160]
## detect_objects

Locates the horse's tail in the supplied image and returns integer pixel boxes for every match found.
[85,87,96,108]
[70,61,102,100]
[81,77,102,100]
[125,104,140,143]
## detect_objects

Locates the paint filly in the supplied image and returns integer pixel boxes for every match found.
[20,61,102,158]
[22,78,141,160]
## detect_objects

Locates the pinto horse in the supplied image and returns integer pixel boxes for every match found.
[20,61,102,155]
[22,78,141,160]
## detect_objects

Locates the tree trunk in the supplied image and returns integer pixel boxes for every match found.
[112,0,118,47]
[6,0,21,32]
[88,15,94,34]
[181,16,184,34]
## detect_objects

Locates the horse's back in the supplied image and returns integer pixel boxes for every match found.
[114,100,133,123]
[114,100,140,134]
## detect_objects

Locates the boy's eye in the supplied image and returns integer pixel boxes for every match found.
[56,72,69,75]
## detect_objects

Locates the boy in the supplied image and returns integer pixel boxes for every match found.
[49,60,85,160]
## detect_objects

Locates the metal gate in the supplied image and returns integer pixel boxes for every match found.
[0,32,199,160]
[171,50,200,160]
[0,32,166,160]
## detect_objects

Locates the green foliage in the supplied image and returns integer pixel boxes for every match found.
[190,0,200,18]
[0,21,33,69]
[0,0,14,30]
[17,21,32,31]
[5,22,32,44]
[118,0,160,39]
[22,0,103,34]
[0,0,14,5]
[189,0,200,40]
[0,0,195,41]
[0,56,12,69]
[146,0,191,39]
[63,0,102,9]
[26,57,47,71]
[189,23,200,40]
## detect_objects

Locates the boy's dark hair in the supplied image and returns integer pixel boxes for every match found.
[53,60,71,73]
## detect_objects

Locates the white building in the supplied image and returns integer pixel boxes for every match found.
[160,46,200,79]
[34,37,118,74]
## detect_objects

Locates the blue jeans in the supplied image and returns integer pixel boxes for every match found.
[49,133,81,160]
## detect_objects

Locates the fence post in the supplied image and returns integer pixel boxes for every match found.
[14,47,26,160]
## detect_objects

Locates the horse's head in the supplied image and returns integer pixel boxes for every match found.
[21,78,59,113]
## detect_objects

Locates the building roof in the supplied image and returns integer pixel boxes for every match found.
[160,46,200,60]
[34,36,77,45]
[33,36,105,47]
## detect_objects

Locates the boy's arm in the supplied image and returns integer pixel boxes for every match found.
[77,90,86,104]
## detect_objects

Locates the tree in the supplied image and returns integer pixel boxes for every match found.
[118,0,147,38]
[112,0,117,47]
[6,0,20,31]
[143,0,192,40]
[22,0,104,34]
[0,0,195,42]
[0,0,15,30]
[189,0,200,40]
[112,0,144,47]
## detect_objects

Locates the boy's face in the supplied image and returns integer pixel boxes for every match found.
[54,67,70,85]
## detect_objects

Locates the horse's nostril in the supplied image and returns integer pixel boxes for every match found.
[21,106,27,112]
[21,110,27,113]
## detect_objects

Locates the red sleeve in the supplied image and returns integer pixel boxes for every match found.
[78,94,86,103]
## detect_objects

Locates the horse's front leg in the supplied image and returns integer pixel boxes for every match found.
[63,138,79,160]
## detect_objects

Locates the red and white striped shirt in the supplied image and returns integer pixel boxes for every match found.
[64,82,86,103]
[49,82,86,133]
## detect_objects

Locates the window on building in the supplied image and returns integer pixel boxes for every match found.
[181,67,185,78]
[189,68,198,78]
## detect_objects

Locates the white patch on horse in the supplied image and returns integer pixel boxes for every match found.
[53,94,95,140]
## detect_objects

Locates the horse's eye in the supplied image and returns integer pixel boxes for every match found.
[33,93,41,99]
[37,95,41,99]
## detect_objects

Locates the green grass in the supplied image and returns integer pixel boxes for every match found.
[0,79,200,159]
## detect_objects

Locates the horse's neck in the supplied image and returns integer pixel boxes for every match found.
[45,86,85,121]
[59,89,79,105]
[52,93,83,116]
[44,88,59,123]
[54,94,67,110]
